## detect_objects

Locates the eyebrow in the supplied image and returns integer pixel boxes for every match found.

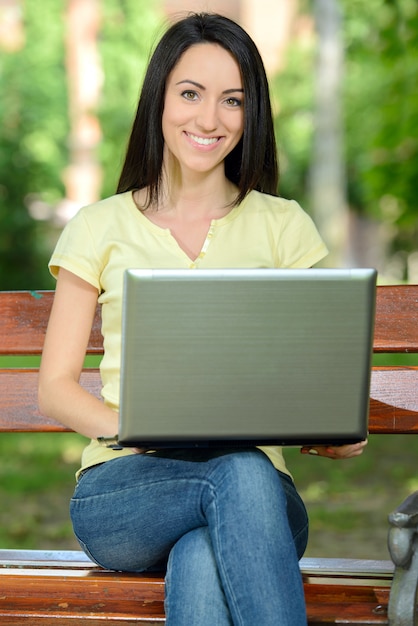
[175,79,244,94]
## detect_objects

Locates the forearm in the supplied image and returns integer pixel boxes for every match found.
[38,270,116,439]
[38,376,118,440]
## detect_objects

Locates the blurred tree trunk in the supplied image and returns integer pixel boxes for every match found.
[60,0,102,222]
[0,0,25,51]
[241,0,297,74]
[309,0,349,266]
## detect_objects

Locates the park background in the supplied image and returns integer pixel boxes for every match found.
[0,0,417,558]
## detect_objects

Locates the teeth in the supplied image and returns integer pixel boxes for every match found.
[188,133,218,146]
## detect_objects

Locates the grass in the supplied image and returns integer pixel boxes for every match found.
[1,431,417,559]
[286,434,418,559]
[0,432,85,550]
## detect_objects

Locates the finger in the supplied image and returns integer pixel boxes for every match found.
[327,441,367,459]
[301,440,367,459]
[300,446,327,457]
[300,447,319,455]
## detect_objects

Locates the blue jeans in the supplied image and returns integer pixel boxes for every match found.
[70,447,308,625]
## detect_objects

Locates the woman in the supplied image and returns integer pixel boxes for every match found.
[39,13,366,625]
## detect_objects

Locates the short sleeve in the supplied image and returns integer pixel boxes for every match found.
[49,209,103,290]
[276,200,328,268]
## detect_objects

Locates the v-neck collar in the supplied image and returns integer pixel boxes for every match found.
[126,191,248,263]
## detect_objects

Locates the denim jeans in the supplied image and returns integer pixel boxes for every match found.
[70,447,308,625]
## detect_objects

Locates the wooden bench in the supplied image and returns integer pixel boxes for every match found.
[0,286,417,625]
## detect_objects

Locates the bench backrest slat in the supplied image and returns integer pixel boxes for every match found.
[374,286,418,353]
[1,286,417,435]
[0,291,102,355]
[0,369,101,432]
[0,367,416,433]
[1,287,417,355]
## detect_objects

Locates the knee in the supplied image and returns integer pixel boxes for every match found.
[212,448,280,489]
[204,449,288,520]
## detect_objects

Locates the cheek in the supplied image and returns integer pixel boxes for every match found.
[161,111,179,146]
[233,114,244,144]
[232,110,244,138]
[163,94,188,125]
[162,111,187,148]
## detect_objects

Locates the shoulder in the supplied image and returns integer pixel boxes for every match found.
[58,192,135,243]
[238,191,328,268]
[242,190,303,213]
[72,192,132,224]
[49,192,135,279]
[239,190,313,225]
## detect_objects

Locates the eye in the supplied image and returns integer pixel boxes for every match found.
[181,90,198,101]
[225,97,242,107]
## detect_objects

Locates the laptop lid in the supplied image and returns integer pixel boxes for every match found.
[118,268,376,448]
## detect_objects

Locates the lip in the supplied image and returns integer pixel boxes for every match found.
[184,131,223,150]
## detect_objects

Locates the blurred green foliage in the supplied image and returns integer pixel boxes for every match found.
[344,0,418,253]
[0,0,68,289]
[275,0,418,274]
[0,0,417,288]
[97,0,162,197]
[0,0,159,289]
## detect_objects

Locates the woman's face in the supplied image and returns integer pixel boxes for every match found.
[162,43,244,178]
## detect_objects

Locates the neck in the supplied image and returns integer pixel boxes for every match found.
[156,163,238,219]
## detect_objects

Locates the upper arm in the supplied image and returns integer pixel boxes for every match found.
[40,268,99,385]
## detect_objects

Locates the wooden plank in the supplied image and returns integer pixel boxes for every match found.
[301,557,393,580]
[0,566,391,625]
[0,550,393,582]
[0,549,98,568]
[0,370,101,432]
[0,291,103,355]
[1,367,417,433]
[0,551,394,624]
[0,568,165,619]
[0,612,159,626]
[369,367,418,433]
[374,285,418,353]
[1,285,418,356]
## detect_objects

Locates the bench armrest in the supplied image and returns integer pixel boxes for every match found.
[387,491,418,626]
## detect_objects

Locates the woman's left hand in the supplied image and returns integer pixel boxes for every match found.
[300,439,368,460]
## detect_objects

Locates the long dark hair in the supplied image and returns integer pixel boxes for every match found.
[117,13,279,206]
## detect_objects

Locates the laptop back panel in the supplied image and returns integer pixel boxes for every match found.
[118,268,376,447]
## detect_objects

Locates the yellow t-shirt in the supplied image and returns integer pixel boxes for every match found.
[49,190,328,476]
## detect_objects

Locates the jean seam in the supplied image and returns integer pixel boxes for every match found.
[201,480,244,625]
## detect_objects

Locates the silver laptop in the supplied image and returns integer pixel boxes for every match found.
[118,268,376,448]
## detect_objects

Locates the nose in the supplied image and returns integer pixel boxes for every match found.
[196,99,218,132]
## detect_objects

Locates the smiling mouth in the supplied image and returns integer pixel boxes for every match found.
[186,132,220,146]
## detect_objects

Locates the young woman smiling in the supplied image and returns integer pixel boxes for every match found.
[39,13,366,626]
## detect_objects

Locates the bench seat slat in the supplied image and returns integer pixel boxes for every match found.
[0,608,387,626]
[0,568,391,625]
[0,614,163,626]
[0,550,394,579]
[0,549,98,567]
